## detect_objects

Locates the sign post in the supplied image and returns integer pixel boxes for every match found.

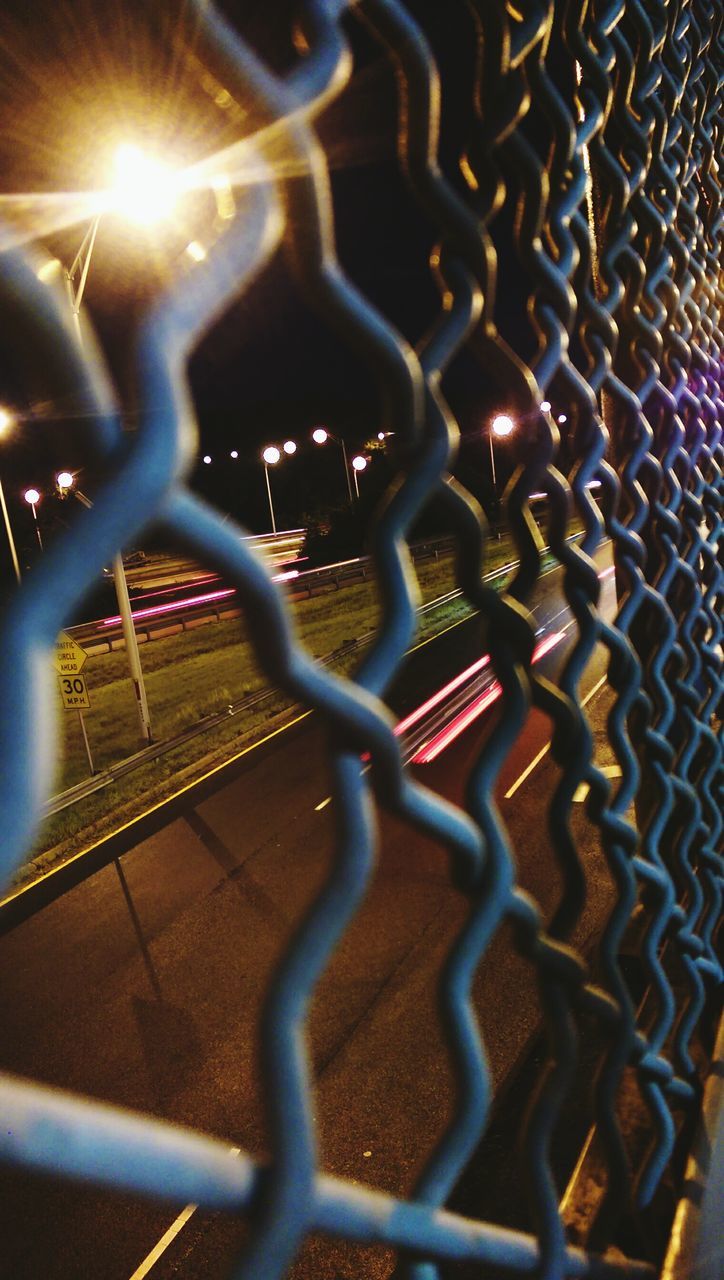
[54,632,94,775]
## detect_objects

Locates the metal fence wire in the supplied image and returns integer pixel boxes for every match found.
[0,1,721,1277]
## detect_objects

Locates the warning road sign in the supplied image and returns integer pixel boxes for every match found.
[58,674,91,710]
[54,631,88,676]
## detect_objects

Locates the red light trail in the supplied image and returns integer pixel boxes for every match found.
[410,632,565,764]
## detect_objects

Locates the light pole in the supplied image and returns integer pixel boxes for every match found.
[311,427,354,503]
[58,143,183,746]
[56,468,153,745]
[0,408,21,583]
[489,414,515,536]
[24,488,43,551]
[58,471,152,743]
[351,454,367,499]
[262,445,281,533]
[488,414,515,493]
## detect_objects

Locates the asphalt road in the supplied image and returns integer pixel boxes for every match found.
[0,552,618,1279]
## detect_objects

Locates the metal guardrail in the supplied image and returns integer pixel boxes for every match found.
[0,3,721,1280]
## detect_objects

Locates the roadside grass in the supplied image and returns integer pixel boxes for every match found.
[25,532,535,879]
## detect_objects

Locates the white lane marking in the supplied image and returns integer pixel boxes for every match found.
[560,1124,597,1213]
[573,763,623,803]
[504,742,551,800]
[128,1149,240,1279]
[128,1205,198,1279]
[504,673,609,800]
[314,764,368,812]
[582,674,607,708]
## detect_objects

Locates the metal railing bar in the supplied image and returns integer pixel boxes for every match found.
[0,1072,656,1279]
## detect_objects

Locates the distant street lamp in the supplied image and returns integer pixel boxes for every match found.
[262,445,282,533]
[488,414,515,494]
[24,488,43,551]
[351,454,367,500]
[488,414,516,537]
[0,408,21,583]
[282,439,297,456]
[311,427,354,503]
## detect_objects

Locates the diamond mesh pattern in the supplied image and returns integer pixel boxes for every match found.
[0,2,720,1277]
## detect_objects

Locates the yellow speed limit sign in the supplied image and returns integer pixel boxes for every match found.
[58,674,91,710]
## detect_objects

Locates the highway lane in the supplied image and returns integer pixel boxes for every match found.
[70,535,449,652]
[0,554,619,1279]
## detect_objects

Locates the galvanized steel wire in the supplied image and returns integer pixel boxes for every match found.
[0,1,721,1277]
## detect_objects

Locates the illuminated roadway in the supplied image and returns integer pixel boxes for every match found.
[0,552,618,1279]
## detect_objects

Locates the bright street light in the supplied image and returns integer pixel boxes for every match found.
[558,413,568,424]
[57,141,187,745]
[311,427,354,503]
[24,488,43,551]
[491,414,515,438]
[230,450,238,460]
[56,471,74,490]
[541,400,551,413]
[262,445,283,533]
[488,414,517,536]
[65,139,189,347]
[203,455,212,465]
[282,440,297,456]
[0,408,21,583]
[351,454,367,499]
[108,143,179,226]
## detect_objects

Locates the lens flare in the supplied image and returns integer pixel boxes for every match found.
[109,144,178,225]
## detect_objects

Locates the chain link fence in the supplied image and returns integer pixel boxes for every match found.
[0,1,721,1277]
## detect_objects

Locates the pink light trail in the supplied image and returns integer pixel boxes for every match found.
[411,631,565,764]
